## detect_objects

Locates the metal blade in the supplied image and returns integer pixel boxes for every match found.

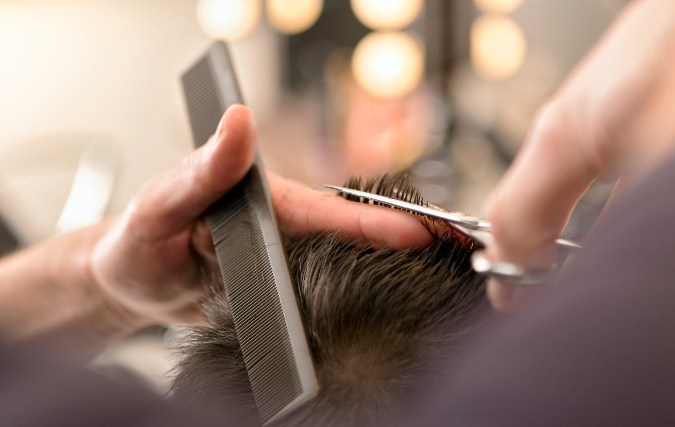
[325,185,490,230]
[325,185,582,250]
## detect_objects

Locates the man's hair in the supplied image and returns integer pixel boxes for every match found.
[170,175,493,426]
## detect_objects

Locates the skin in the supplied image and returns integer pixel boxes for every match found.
[0,105,433,354]
[486,0,675,311]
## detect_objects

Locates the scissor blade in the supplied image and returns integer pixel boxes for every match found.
[325,185,486,230]
[326,185,583,250]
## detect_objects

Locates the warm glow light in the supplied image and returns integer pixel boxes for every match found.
[266,0,323,34]
[352,31,424,99]
[473,0,524,13]
[471,14,526,80]
[197,0,262,41]
[350,0,423,30]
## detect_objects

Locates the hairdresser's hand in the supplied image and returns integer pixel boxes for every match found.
[91,105,432,327]
[486,0,675,312]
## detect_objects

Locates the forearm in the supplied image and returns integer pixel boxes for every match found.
[0,219,148,355]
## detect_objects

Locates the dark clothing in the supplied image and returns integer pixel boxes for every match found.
[3,155,675,426]
[0,341,228,427]
[417,154,675,426]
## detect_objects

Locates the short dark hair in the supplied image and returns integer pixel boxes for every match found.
[170,174,494,426]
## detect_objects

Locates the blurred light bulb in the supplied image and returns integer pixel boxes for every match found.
[197,0,262,41]
[473,0,524,13]
[352,31,424,99]
[471,14,526,80]
[266,0,323,34]
[350,0,423,30]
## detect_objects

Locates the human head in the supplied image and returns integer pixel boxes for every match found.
[171,174,494,426]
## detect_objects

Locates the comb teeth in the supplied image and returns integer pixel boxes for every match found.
[181,42,318,425]
[181,56,223,148]
[208,178,302,422]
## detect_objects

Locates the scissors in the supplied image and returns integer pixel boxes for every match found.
[325,185,582,285]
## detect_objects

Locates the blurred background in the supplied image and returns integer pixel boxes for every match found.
[0,0,629,391]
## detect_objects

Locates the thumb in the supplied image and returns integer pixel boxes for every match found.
[126,104,258,241]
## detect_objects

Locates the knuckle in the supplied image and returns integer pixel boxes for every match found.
[531,100,568,150]
[179,152,198,177]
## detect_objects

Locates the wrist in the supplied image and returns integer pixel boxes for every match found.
[80,219,152,347]
[0,218,151,354]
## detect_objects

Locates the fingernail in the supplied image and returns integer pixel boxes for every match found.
[215,112,228,139]
[216,105,239,139]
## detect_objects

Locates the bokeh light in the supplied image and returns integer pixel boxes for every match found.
[266,0,323,34]
[473,0,524,13]
[352,31,424,99]
[470,14,527,80]
[197,0,262,41]
[350,0,423,30]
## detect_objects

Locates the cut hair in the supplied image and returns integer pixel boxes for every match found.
[170,174,494,426]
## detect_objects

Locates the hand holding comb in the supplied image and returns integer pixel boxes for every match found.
[181,42,319,425]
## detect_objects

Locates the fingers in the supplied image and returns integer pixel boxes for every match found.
[191,216,217,263]
[267,171,434,251]
[126,105,258,241]
[485,102,603,311]
[488,103,602,266]
[484,0,675,311]
[486,103,603,309]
